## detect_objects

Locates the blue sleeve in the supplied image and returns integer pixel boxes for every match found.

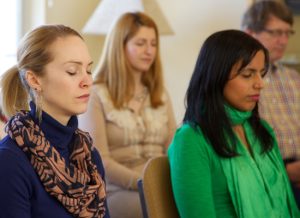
[91,148,110,218]
[0,142,32,218]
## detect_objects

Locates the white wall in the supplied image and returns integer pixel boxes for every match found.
[158,0,249,124]
[29,0,252,124]
[21,0,46,35]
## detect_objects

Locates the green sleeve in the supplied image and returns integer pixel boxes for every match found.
[168,124,216,218]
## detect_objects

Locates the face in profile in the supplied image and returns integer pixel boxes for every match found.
[223,50,266,112]
[36,35,93,124]
[125,26,157,74]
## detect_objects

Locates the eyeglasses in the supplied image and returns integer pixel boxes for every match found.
[262,28,295,38]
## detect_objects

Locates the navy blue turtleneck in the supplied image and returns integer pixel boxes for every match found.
[0,103,110,218]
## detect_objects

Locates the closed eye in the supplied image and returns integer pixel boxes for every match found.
[66,71,76,76]
[240,71,253,78]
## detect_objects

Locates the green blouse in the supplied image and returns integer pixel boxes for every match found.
[168,108,299,218]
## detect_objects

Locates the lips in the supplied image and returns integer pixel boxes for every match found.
[141,58,153,63]
[77,94,90,101]
[249,95,260,101]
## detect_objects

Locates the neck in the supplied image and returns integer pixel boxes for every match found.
[132,71,144,93]
[224,104,252,126]
[43,108,70,126]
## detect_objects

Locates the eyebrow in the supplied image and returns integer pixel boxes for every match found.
[136,38,157,42]
[64,60,93,66]
[242,67,266,72]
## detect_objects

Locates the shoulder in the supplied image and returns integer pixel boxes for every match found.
[0,136,28,163]
[169,123,211,156]
[0,136,32,171]
[173,123,203,141]
[168,123,216,173]
[93,83,108,93]
[280,65,300,79]
[92,83,114,108]
[0,136,34,188]
[86,83,114,115]
[161,88,171,103]
[175,123,210,143]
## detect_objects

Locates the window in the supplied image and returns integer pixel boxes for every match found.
[0,0,20,75]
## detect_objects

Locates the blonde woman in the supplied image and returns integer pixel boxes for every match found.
[79,12,176,218]
[0,24,109,218]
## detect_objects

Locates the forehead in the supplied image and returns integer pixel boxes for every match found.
[131,26,156,39]
[48,36,91,63]
[230,51,265,74]
[265,15,292,29]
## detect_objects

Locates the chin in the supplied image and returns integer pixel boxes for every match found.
[273,53,284,61]
[74,106,88,115]
[78,109,87,115]
[140,65,152,72]
[236,105,255,112]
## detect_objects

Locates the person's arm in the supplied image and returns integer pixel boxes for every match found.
[164,90,177,147]
[79,88,140,190]
[285,161,300,184]
[0,147,31,218]
[168,125,216,218]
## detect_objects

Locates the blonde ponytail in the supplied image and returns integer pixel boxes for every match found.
[0,65,29,117]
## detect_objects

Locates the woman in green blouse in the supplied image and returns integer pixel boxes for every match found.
[168,30,299,218]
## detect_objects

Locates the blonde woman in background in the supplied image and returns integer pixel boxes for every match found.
[79,12,177,218]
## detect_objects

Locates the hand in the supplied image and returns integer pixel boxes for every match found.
[286,160,300,183]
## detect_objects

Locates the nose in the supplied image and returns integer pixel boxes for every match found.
[80,72,93,88]
[254,74,264,90]
[277,33,289,46]
[145,44,156,55]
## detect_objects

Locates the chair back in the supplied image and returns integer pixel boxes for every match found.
[138,156,179,218]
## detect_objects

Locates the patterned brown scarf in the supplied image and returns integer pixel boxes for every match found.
[6,111,106,218]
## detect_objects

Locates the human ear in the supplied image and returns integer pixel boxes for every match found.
[25,71,42,91]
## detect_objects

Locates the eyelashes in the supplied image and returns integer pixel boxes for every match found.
[66,70,92,76]
[66,71,76,76]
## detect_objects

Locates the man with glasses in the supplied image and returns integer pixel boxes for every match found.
[242,1,300,207]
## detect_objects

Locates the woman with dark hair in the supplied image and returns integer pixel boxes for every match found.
[168,29,299,217]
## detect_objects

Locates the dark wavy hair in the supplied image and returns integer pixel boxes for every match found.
[184,29,273,157]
